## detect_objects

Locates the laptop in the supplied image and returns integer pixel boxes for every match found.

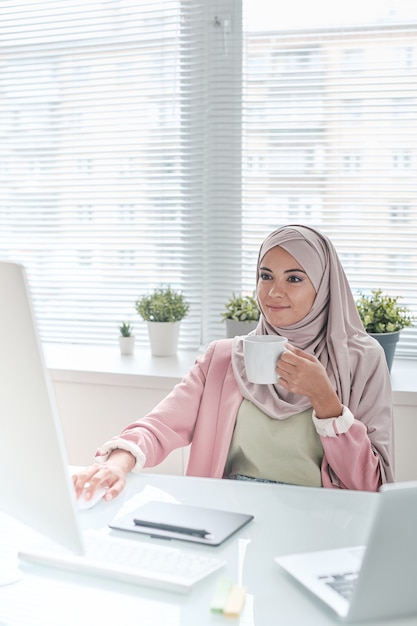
[276,480,417,622]
[0,261,227,592]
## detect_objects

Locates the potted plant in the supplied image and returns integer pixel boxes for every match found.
[221,291,260,338]
[135,285,190,356]
[356,288,414,371]
[118,321,135,355]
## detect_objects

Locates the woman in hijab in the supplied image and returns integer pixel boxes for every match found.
[73,225,394,503]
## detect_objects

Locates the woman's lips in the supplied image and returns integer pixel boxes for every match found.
[266,304,289,312]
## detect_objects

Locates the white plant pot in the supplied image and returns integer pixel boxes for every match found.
[147,321,181,356]
[118,335,135,355]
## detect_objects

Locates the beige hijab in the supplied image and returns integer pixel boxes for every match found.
[231,225,394,478]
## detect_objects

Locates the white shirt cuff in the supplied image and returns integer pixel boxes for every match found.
[312,405,354,438]
[95,438,146,474]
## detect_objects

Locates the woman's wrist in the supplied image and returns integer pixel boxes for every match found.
[312,394,343,420]
[107,448,136,473]
[312,405,355,437]
[95,437,146,473]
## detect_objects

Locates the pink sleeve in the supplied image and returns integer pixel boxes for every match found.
[320,420,382,491]
[95,343,216,469]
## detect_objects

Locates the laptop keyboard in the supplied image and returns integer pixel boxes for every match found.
[19,532,225,593]
[319,571,358,600]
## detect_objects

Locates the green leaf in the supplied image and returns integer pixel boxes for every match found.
[221,291,260,323]
[135,286,190,322]
[356,289,414,333]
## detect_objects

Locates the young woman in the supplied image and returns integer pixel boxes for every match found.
[73,225,394,503]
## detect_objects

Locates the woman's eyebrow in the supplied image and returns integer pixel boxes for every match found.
[259,265,306,274]
[284,267,307,274]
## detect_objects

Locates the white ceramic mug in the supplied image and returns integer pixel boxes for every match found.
[243,335,288,384]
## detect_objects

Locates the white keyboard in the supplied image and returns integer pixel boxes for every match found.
[18,532,225,593]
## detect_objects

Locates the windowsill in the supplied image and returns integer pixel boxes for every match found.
[44,343,417,406]
[389,358,417,406]
[45,343,200,391]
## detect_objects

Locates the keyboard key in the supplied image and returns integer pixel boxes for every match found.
[19,531,225,593]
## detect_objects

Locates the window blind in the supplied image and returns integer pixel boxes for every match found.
[1,1,417,357]
[0,0,242,349]
[241,0,417,358]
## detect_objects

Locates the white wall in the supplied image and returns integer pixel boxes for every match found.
[53,378,189,475]
[52,374,417,482]
[391,405,417,482]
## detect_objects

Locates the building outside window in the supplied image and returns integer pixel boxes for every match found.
[1,0,416,356]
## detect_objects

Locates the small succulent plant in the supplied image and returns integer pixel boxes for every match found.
[119,321,134,337]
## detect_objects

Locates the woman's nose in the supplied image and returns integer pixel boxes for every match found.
[268,280,284,297]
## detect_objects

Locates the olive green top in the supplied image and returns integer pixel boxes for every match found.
[225,399,324,487]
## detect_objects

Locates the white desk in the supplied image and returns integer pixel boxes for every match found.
[0,473,416,626]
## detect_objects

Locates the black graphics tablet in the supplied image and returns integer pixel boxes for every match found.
[109,501,254,546]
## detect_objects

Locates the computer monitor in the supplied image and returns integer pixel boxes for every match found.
[0,261,83,583]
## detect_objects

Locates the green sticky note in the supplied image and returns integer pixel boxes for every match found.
[210,577,233,613]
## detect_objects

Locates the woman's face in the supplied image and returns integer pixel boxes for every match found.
[257,245,316,327]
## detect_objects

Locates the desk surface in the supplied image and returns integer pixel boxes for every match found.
[1,473,416,626]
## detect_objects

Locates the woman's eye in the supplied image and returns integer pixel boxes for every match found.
[288,275,302,283]
[260,272,272,280]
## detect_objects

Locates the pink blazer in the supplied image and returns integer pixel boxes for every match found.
[113,339,390,491]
